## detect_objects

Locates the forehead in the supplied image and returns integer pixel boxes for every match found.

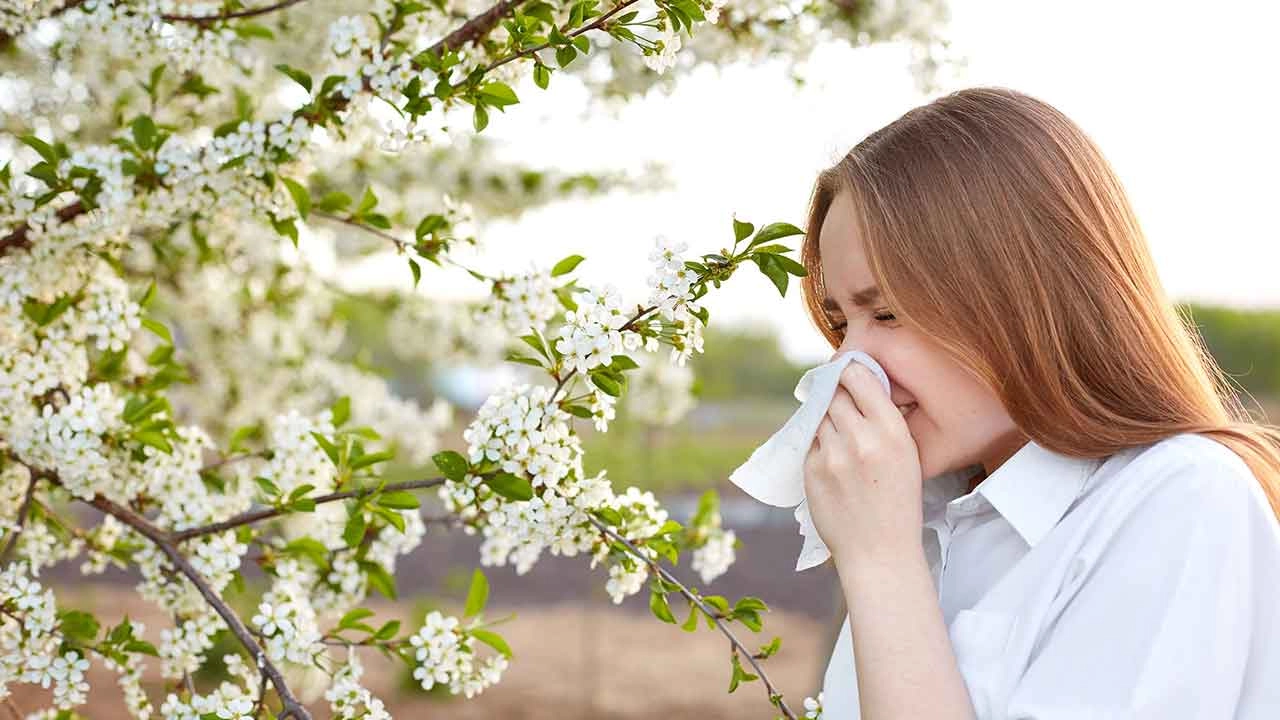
[818,192,875,299]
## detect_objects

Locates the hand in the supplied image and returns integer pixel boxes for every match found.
[803,362,925,567]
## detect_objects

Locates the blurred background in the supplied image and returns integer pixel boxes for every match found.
[10,0,1280,717]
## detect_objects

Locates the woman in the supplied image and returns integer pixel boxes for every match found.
[799,86,1280,719]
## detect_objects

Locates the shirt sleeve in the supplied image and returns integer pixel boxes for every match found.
[1002,444,1280,719]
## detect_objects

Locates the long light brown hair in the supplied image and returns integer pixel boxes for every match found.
[800,86,1280,522]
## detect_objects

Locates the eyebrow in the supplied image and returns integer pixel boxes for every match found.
[821,285,880,313]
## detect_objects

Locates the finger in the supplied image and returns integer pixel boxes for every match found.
[816,414,838,450]
[825,384,867,434]
[838,363,896,426]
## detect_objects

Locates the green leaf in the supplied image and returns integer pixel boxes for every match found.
[533,62,551,89]
[555,45,577,68]
[331,396,351,427]
[281,177,310,220]
[283,536,326,561]
[373,620,401,641]
[563,404,592,419]
[58,610,100,644]
[139,279,158,309]
[271,216,298,247]
[589,372,622,397]
[408,258,421,288]
[681,599,700,632]
[351,449,395,471]
[754,254,788,297]
[338,608,376,631]
[19,134,57,163]
[609,354,639,371]
[592,507,623,526]
[130,116,157,152]
[415,213,446,240]
[343,511,367,547]
[463,568,489,618]
[310,432,341,466]
[733,217,754,243]
[361,560,397,599]
[649,589,676,623]
[770,253,807,277]
[432,450,469,481]
[254,476,281,498]
[317,191,352,213]
[133,430,172,454]
[473,103,489,132]
[757,636,782,659]
[551,253,585,276]
[233,22,275,39]
[470,628,512,658]
[356,187,378,216]
[748,221,804,249]
[274,64,313,93]
[485,472,533,501]
[375,490,419,509]
[478,81,519,108]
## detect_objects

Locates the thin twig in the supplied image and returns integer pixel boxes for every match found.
[484,0,640,73]
[0,475,41,565]
[80,491,313,720]
[584,513,798,719]
[160,0,310,24]
[171,476,450,542]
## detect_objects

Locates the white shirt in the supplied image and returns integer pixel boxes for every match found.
[819,431,1280,719]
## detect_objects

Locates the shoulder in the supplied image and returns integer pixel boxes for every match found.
[1085,431,1277,552]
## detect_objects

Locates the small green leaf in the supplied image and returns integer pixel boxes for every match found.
[733,217,754,243]
[331,396,351,427]
[649,589,676,624]
[343,511,367,547]
[59,610,100,644]
[254,476,281,498]
[351,449,395,471]
[281,177,310,220]
[361,561,397,599]
[478,81,519,108]
[551,254,585,276]
[473,104,490,132]
[432,450,469,481]
[463,568,489,618]
[555,45,577,68]
[376,490,419,509]
[339,608,376,631]
[470,628,512,658]
[356,187,378,216]
[485,472,533,501]
[748,221,804,249]
[681,600,700,632]
[408,258,421,288]
[533,62,551,89]
[130,116,157,152]
[274,63,313,93]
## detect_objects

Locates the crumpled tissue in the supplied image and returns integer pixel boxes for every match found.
[728,350,892,571]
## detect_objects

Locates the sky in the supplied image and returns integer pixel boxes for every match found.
[349,0,1279,368]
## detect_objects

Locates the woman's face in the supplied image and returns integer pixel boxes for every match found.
[817,191,1024,480]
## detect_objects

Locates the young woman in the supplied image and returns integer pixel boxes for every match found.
[800,86,1280,719]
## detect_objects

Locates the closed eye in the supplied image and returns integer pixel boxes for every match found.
[829,312,895,333]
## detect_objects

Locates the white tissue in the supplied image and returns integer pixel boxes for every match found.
[728,350,893,571]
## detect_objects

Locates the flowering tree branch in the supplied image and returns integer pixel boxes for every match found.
[171,475,450,542]
[27,472,315,720]
[585,512,799,719]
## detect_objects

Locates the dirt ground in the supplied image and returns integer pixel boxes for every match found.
[8,584,835,719]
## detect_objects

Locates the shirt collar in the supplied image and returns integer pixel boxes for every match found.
[923,439,1104,547]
